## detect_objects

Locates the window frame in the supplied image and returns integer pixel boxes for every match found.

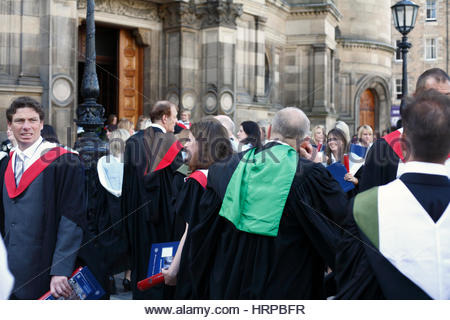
[395,40,402,62]
[425,38,438,61]
[426,0,437,21]
[395,79,403,100]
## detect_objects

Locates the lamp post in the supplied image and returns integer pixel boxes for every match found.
[75,0,108,166]
[391,0,419,112]
[74,0,109,293]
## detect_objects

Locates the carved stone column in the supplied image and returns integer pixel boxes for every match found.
[160,1,200,116]
[197,0,243,116]
[254,16,267,102]
[312,44,329,113]
[17,0,41,85]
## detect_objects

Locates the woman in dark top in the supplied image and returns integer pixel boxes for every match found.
[237,120,262,151]
[161,117,233,297]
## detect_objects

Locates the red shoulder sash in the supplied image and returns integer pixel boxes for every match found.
[383,129,404,162]
[187,170,207,189]
[153,140,183,172]
[176,122,188,130]
[383,129,450,161]
[5,147,71,198]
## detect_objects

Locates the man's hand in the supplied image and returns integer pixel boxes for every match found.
[50,276,72,298]
[298,138,322,163]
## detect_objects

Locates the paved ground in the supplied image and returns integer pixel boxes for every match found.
[110,273,132,300]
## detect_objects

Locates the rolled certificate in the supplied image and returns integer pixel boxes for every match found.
[137,273,164,291]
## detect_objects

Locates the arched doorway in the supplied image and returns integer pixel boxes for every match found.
[359,89,375,129]
[78,25,143,126]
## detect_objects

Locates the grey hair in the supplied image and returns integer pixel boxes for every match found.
[214,115,236,136]
[109,128,131,157]
[271,107,310,140]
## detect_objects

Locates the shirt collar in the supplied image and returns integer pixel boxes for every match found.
[401,161,448,178]
[265,139,290,147]
[151,123,166,133]
[16,136,43,160]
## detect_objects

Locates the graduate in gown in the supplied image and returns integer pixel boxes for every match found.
[359,68,450,192]
[121,101,187,300]
[92,129,131,295]
[184,108,348,299]
[160,118,233,298]
[0,97,85,299]
[335,90,450,299]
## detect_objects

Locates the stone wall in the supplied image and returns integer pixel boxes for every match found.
[391,0,449,107]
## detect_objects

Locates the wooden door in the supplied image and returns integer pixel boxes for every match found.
[118,29,143,125]
[359,89,375,129]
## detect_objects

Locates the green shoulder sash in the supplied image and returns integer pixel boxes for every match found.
[353,187,379,249]
[219,144,298,237]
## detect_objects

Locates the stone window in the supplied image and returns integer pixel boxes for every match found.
[395,79,402,100]
[395,40,402,61]
[426,0,437,21]
[425,38,437,60]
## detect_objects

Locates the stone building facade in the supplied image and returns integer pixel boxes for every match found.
[391,0,449,125]
[0,0,396,145]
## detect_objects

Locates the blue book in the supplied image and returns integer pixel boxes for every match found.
[326,162,355,192]
[350,144,368,158]
[147,241,180,278]
[40,266,105,300]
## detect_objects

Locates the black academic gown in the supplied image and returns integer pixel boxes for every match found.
[93,180,129,276]
[174,175,207,299]
[335,173,449,299]
[359,138,399,192]
[185,143,348,299]
[0,150,86,299]
[122,127,185,299]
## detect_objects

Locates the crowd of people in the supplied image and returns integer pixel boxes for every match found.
[0,67,449,300]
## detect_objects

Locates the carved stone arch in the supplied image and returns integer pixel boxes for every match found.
[354,74,391,132]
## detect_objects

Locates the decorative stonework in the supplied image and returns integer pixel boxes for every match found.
[198,0,243,29]
[159,1,243,31]
[203,92,218,114]
[219,91,234,114]
[289,2,342,21]
[78,0,160,22]
[159,2,199,30]
[337,38,396,54]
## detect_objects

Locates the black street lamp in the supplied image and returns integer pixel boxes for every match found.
[391,0,419,112]
[75,0,108,167]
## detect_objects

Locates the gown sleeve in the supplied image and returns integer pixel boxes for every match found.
[291,161,349,269]
[359,139,399,192]
[333,199,385,299]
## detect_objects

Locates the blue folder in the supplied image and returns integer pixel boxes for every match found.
[350,144,368,158]
[326,162,355,192]
[147,241,180,277]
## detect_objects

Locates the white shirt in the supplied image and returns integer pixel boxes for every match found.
[400,161,449,178]
[12,137,58,175]
[150,123,166,133]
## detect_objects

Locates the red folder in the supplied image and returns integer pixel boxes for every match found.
[343,154,350,172]
[137,273,164,291]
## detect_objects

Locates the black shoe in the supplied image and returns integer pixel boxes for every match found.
[123,278,131,291]
[108,276,117,295]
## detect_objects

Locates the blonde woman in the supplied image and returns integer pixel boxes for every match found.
[117,118,135,136]
[311,125,326,151]
[357,125,373,148]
